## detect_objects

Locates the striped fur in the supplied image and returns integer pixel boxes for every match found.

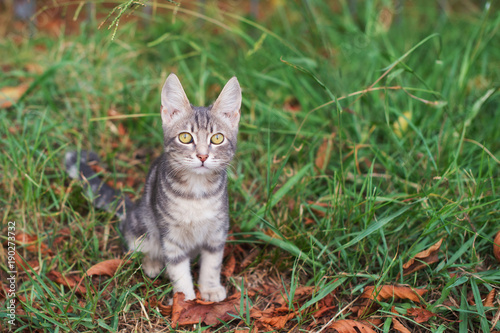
[66,74,241,302]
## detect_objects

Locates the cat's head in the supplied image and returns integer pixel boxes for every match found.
[160,73,241,174]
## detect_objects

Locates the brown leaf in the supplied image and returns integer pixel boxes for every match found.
[314,133,335,170]
[24,63,44,74]
[361,285,427,303]
[221,254,236,278]
[283,96,301,112]
[85,258,129,277]
[240,248,260,269]
[494,231,500,262]
[107,107,122,117]
[145,297,172,316]
[0,83,29,108]
[402,238,443,276]
[171,292,241,326]
[483,289,496,307]
[14,253,40,273]
[329,319,377,333]
[258,312,295,330]
[307,200,331,218]
[47,271,87,294]
[407,307,435,323]
[118,123,127,136]
[392,317,411,333]
[313,305,336,318]
[250,306,295,330]
[52,227,72,245]
[14,232,52,255]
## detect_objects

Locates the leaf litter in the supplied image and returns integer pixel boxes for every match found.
[401,238,443,276]
[3,229,491,332]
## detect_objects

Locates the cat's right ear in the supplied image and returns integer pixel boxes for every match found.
[161,73,191,124]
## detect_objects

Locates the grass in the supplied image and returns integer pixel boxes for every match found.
[1,0,499,332]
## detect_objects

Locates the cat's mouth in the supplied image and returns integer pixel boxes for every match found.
[193,163,211,173]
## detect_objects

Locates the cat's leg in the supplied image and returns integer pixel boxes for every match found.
[198,246,226,302]
[163,239,196,300]
[166,258,196,300]
[142,254,164,278]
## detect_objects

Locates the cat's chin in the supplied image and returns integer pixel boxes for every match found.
[191,166,214,174]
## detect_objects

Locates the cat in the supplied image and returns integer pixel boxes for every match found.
[66,73,242,302]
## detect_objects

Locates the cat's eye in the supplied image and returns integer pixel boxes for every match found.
[211,133,224,145]
[178,132,193,144]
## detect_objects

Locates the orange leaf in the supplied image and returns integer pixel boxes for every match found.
[283,96,301,112]
[483,289,496,307]
[329,319,377,333]
[361,285,427,303]
[171,292,241,326]
[407,307,435,323]
[14,232,52,255]
[0,83,29,108]
[314,135,335,171]
[24,63,44,74]
[221,254,236,278]
[47,271,86,294]
[86,258,129,277]
[145,297,172,316]
[250,306,296,330]
[118,123,127,136]
[14,253,40,273]
[494,231,500,263]
[402,238,443,276]
[392,317,411,333]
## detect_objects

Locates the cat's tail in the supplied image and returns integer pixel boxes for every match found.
[65,151,132,220]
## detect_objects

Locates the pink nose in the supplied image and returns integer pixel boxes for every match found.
[197,154,209,162]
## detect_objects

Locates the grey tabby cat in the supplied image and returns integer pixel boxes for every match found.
[66,73,242,302]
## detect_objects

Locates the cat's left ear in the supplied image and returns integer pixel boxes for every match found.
[211,77,242,128]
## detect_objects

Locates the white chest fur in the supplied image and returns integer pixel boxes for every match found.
[167,194,225,248]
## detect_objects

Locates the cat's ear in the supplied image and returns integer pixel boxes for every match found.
[211,77,242,128]
[161,73,192,124]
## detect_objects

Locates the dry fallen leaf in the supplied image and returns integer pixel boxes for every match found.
[0,83,29,108]
[361,285,427,303]
[24,63,44,74]
[14,253,40,273]
[86,258,129,277]
[13,232,53,255]
[145,296,172,316]
[483,289,496,307]
[47,271,86,294]
[171,292,241,326]
[494,231,500,262]
[392,317,411,333]
[402,238,443,276]
[329,319,377,333]
[315,138,329,170]
[314,135,335,171]
[406,307,435,323]
[221,254,236,278]
[283,96,301,112]
[251,306,295,330]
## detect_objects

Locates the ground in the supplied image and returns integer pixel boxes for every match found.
[0,0,499,332]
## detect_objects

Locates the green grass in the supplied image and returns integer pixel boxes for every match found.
[1,0,499,331]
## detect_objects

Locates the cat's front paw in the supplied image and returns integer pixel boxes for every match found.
[142,256,164,278]
[200,285,226,302]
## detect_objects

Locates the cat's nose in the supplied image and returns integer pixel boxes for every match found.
[197,154,209,162]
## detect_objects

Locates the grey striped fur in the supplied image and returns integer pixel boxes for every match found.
[66,74,241,302]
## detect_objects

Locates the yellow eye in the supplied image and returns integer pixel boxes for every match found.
[178,132,193,144]
[211,133,224,145]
